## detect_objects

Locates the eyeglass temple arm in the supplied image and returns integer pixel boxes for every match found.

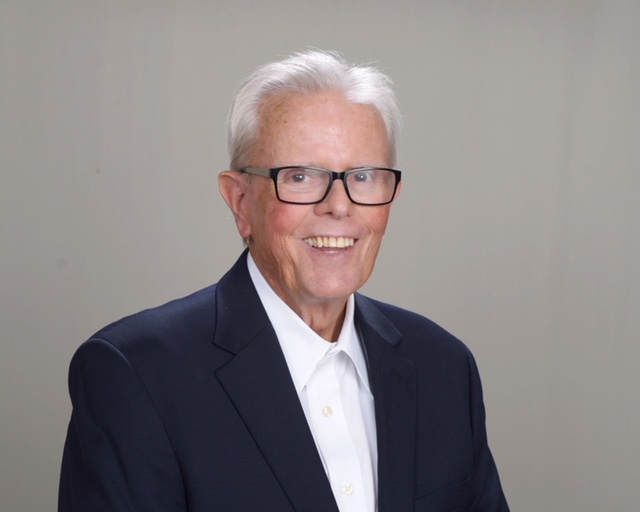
[241,167,272,178]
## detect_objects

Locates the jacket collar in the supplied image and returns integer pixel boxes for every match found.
[355,295,418,512]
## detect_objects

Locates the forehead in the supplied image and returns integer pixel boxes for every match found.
[252,90,389,166]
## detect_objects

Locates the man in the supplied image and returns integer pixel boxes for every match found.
[59,50,509,511]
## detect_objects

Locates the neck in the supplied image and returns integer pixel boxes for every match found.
[248,252,349,341]
[269,280,348,342]
[292,299,347,342]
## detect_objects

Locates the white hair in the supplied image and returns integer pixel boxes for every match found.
[227,50,402,170]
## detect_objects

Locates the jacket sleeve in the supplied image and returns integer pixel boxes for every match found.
[58,338,187,512]
[467,350,510,511]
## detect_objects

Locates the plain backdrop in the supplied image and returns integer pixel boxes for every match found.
[1,1,639,510]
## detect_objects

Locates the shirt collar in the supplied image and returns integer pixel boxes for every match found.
[246,252,371,396]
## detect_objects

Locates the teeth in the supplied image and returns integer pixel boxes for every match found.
[305,237,355,248]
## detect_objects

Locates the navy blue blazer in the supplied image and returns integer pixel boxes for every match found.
[59,252,509,511]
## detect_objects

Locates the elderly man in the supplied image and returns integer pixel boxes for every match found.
[59,50,509,511]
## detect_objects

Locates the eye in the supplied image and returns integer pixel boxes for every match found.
[279,168,312,184]
[290,172,309,183]
[279,168,328,186]
[352,171,371,182]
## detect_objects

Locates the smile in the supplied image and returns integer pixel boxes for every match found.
[304,236,355,248]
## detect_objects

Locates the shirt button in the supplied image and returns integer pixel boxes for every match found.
[322,405,333,417]
[342,483,354,495]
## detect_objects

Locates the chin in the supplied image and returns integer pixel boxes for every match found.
[310,279,363,301]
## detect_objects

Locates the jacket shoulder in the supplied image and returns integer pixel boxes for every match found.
[88,283,219,352]
[356,294,472,359]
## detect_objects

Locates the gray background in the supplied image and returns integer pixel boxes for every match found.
[1,0,639,510]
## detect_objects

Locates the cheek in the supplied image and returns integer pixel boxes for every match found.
[252,200,306,249]
[366,207,392,239]
[359,209,392,264]
[268,200,311,234]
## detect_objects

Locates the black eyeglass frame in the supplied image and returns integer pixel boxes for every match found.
[239,166,402,206]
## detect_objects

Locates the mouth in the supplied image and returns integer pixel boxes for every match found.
[304,236,355,249]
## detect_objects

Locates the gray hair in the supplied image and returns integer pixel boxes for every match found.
[227,50,402,170]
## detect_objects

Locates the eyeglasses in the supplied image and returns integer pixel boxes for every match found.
[240,166,401,206]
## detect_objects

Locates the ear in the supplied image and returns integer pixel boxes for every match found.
[218,171,252,238]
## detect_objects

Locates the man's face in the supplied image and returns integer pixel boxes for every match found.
[224,90,399,314]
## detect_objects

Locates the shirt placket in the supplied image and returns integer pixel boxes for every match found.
[305,350,368,512]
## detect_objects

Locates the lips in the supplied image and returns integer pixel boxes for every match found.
[304,236,355,248]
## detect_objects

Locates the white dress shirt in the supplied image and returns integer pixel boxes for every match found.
[247,253,378,512]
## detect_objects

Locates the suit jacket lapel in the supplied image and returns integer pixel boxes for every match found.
[355,294,417,512]
[212,253,339,512]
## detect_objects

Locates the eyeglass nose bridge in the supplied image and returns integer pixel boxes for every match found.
[317,170,353,203]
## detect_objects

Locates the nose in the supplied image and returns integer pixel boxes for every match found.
[315,179,353,218]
